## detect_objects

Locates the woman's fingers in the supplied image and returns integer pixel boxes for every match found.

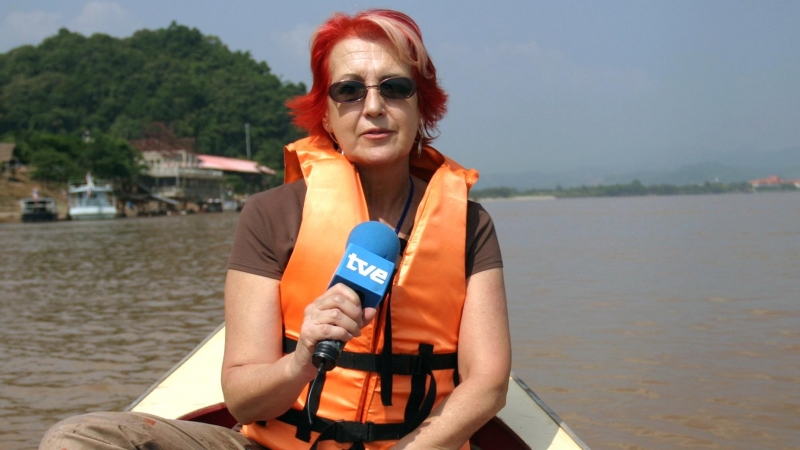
[362,307,378,326]
[294,286,383,371]
[300,283,365,344]
[316,285,365,330]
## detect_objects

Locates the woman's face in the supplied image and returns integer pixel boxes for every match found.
[325,38,420,168]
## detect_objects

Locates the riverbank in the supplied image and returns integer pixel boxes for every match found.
[469,179,770,201]
[477,195,556,202]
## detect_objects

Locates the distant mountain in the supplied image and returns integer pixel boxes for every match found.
[600,163,779,185]
[477,170,584,190]
[479,146,800,190]
[707,146,800,169]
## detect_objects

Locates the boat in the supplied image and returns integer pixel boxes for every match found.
[20,193,58,223]
[203,197,224,213]
[68,173,117,220]
[127,324,589,449]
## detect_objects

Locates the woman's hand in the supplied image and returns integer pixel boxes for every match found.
[222,271,380,424]
[292,283,378,372]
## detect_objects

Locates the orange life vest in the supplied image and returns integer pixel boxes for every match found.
[241,137,478,449]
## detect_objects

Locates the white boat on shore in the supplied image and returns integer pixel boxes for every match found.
[68,173,117,220]
[128,324,589,449]
[20,195,58,222]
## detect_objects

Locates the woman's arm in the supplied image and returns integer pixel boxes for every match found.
[394,267,512,449]
[221,269,375,425]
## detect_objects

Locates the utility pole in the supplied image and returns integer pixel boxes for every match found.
[245,123,251,160]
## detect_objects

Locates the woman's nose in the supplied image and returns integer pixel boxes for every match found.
[362,86,386,116]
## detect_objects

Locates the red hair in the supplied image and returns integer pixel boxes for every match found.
[286,9,448,145]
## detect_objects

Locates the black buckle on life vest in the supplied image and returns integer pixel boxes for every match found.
[334,420,375,443]
[392,354,424,375]
[277,409,406,446]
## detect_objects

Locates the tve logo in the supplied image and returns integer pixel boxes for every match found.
[346,252,389,284]
[330,243,396,309]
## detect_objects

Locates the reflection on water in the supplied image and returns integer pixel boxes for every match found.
[1,194,799,449]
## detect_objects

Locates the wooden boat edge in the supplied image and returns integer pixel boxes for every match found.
[502,374,590,450]
[125,322,226,414]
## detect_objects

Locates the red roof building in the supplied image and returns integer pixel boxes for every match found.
[130,126,276,205]
[197,154,275,175]
[749,175,800,188]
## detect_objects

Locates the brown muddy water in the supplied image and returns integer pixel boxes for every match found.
[1,193,799,449]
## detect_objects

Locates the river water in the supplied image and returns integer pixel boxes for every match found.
[1,193,798,449]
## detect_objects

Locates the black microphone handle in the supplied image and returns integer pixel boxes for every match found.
[312,339,344,371]
[311,290,365,371]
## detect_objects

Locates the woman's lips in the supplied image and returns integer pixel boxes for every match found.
[361,128,392,139]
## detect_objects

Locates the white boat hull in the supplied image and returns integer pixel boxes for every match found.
[68,175,117,220]
[69,206,117,220]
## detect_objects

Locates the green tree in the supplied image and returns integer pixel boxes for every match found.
[28,147,79,184]
[0,23,306,173]
[17,130,143,191]
[82,133,144,182]
[20,132,83,183]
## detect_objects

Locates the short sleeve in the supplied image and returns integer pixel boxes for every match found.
[227,181,305,279]
[465,201,503,277]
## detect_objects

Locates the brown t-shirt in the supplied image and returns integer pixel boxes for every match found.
[228,180,503,279]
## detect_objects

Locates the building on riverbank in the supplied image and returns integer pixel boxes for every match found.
[129,125,275,213]
[749,175,800,190]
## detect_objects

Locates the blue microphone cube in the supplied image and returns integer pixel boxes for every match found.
[329,243,396,308]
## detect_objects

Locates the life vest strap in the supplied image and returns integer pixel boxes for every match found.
[380,294,394,407]
[269,408,407,444]
[282,337,458,373]
[281,337,455,444]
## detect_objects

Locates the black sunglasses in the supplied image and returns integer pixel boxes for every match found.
[328,77,417,103]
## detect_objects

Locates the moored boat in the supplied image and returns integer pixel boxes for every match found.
[128,324,589,449]
[68,173,117,220]
[20,197,58,222]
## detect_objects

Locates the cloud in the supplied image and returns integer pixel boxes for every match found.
[0,10,62,51]
[496,41,657,96]
[71,1,133,37]
[265,22,315,82]
[440,39,657,98]
[270,22,315,62]
[0,2,137,53]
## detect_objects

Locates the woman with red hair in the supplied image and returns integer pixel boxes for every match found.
[40,9,510,450]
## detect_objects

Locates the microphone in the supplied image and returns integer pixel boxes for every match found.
[312,221,401,371]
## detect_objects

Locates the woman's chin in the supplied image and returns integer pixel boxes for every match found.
[345,146,411,168]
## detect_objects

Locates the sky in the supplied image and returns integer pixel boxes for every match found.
[1,0,799,176]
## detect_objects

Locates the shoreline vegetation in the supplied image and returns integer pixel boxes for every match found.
[471,179,797,201]
[3,175,797,223]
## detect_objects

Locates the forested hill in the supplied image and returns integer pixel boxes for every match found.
[0,22,306,168]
